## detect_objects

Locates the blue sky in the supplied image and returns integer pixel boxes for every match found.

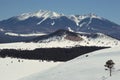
[0,0,120,24]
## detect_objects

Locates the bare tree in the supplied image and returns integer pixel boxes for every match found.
[104,60,115,76]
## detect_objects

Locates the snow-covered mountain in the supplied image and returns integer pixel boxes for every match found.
[19,47,120,80]
[0,30,119,50]
[0,10,120,41]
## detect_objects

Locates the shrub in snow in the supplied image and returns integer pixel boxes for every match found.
[18,60,20,62]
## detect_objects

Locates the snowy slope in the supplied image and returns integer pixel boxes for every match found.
[30,29,120,46]
[0,58,61,80]
[17,10,63,21]
[68,13,102,27]
[0,37,119,50]
[0,32,120,50]
[17,11,103,27]
[17,11,102,26]
[19,47,120,80]
[31,30,120,47]
[79,33,120,47]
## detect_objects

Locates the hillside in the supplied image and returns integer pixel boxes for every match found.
[19,47,120,80]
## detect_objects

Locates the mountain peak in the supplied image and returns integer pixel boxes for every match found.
[17,10,63,20]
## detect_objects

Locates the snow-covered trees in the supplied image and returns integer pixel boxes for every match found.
[104,60,115,76]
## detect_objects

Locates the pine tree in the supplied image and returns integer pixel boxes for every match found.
[104,60,115,76]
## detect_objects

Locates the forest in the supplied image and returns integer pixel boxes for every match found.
[0,46,108,62]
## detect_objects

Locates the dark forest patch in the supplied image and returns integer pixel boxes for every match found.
[0,46,108,62]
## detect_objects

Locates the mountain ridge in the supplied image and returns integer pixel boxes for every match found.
[0,10,120,42]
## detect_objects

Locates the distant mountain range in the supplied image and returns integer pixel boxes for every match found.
[0,10,120,40]
[0,10,120,44]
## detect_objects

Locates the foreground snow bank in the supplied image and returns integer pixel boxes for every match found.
[19,47,120,80]
[0,58,61,80]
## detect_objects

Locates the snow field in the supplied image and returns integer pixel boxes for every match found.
[19,47,120,80]
[0,57,61,80]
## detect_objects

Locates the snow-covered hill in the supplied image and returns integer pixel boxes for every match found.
[19,47,120,80]
[0,58,61,80]
[32,30,120,47]
[0,30,119,50]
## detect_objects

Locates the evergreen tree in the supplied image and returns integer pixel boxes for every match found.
[104,60,115,76]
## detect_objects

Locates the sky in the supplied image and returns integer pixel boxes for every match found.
[0,0,120,24]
